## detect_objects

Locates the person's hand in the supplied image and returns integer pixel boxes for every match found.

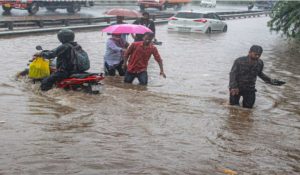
[160,72,166,78]
[271,79,286,86]
[230,88,239,96]
[131,34,136,39]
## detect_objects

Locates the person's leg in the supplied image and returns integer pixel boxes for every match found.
[124,72,136,84]
[137,71,148,85]
[230,94,241,106]
[104,62,116,76]
[41,71,69,91]
[242,91,256,108]
[116,61,125,76]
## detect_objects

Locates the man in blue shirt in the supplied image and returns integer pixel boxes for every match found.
[104,34,128,76]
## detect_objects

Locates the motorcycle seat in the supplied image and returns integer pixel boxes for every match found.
[70,73,99,79]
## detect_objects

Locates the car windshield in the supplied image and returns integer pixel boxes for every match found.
[175,12,204,19]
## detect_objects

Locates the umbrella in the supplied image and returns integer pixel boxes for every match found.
[101,24,153,34]
[104,8,142,17]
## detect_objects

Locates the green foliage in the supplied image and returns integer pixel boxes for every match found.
[268,1,300,39]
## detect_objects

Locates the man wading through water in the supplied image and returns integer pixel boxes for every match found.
[229,45,285,108]
[123,32,166,85]
[39,29,83,91]
[104,34,127,76]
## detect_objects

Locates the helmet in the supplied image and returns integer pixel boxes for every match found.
[57,29,75,43]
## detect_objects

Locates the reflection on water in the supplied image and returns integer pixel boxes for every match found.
[226,107,254,135]
[0,17,299,174]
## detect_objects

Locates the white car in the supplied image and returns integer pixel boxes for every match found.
[167,11,227,33]
[200,0,216,8]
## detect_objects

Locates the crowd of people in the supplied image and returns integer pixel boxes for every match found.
[31,11,285,109]
[31,12,164,91]
[103,11,165,85]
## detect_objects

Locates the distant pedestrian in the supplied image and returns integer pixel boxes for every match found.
[248,2,254,11]
[112,16,126,25]
[132,12,156,42]
[229,45,285,108]
[104,34,128,76]
[123,32,166,85]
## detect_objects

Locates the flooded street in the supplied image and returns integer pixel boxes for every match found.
[0,17,300,174]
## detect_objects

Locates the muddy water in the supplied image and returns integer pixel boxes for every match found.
[0,17,299,174]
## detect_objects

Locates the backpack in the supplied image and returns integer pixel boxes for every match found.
[68,44,90,72]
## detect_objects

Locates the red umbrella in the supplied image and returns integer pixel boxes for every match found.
[104,8,142,17]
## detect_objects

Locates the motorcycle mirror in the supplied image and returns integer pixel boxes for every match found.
[36,45,43,50]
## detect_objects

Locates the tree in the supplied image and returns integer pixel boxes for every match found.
[268,1,300,39]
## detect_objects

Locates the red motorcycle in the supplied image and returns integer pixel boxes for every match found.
[55,72,104,94]
[19,46,105,94]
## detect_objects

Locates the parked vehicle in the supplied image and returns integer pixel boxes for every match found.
[200,0,216,8]
[167,11,227,33]
[0,0,94,15]
[137,0,191,11]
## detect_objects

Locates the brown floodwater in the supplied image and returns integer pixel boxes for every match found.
[0,17,299,174]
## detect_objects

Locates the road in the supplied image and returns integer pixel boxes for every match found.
[0,3,251,18]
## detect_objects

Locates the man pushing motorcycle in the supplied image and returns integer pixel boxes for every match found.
[36,29,84,91]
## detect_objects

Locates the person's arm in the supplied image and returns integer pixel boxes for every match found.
[122,43,134,70]
[124,41,130,48]
[150,21,156,36]
[258,61,285,86]
[229,59,239,89]
[41,44,68,59]
[158,61,166,78]
[131,34,136,40]
[258,61,272,83]
[107,39,123,52]
[152,47,166,78]
[229,59,239,95]
[40,49,57,59]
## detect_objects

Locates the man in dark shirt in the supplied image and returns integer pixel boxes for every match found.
[39,29,81,91]
[133,12,156,42]
[229,45,285,108]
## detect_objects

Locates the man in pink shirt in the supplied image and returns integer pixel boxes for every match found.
[123,32,166,85]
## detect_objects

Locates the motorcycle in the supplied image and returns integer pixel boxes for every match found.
[18,46,105,94]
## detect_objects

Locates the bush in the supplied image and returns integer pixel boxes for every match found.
[268,1,300,39]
